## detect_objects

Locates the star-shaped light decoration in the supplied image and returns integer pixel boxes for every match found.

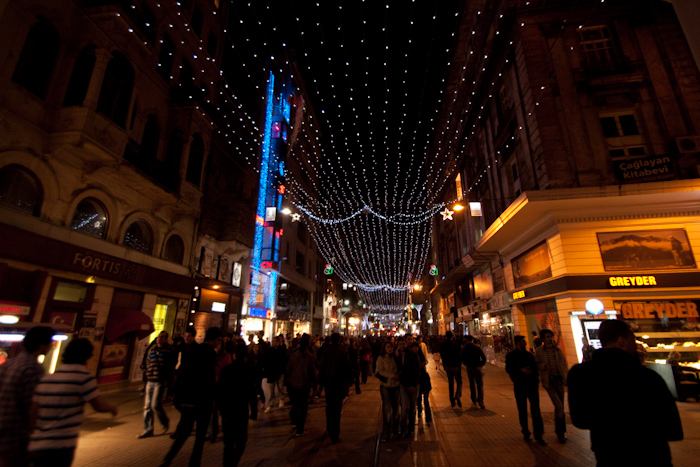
[291,213,301,222]
[440,208,454,221]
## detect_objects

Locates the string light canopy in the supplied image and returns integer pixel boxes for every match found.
[226,1,466,313]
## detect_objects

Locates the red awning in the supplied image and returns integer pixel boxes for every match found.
[105,308,154,342]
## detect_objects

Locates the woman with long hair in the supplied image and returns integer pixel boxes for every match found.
[375,340,400,442]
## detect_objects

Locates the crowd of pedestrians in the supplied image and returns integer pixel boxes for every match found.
[0,321,687,467]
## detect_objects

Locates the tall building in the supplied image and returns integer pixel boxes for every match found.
[0,0,252,386]
[430,0,700,366]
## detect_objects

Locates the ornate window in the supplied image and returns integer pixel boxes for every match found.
[12,17,59,99]
[162,235,185,264]
[0,165,42,216]
[123,220,153,254]
[63,46,96,106]
[70,198,107,238]
[186,133,204,187]
[97,52,134,128]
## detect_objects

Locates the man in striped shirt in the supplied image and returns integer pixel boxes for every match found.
[138,331,174,438]
[28,338,117,467]
[534,329,569,444]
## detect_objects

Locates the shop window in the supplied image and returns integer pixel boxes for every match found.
[12,17,59,100]
[162,235,185,264]
[600,113,646,159]
[53,281,87,303]
[123,220,154,254]
[141,116,160,159]
[186,133,204,187]
[0,165,42,216]
[63,46,96,106]
[157,34,176,82]
[70,198,108,238]
[97,52,134,128]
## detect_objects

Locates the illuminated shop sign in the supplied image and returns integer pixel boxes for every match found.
[608,275,657,287]
[211,302,226,313]
[248,307,271,319]
[619,301,699,320]
[72,252,123,275]
[0,301,30,315]
[512,290,526,300]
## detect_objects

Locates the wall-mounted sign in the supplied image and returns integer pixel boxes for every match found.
[511,241,552,289]
[211,302,226,313]
[619,301,699,320]
[608,275,657,287]
[585,299,605,315]
[429,264,439,276]
[232,262,242,287]
[512,290,526,300]
[265,207,277,222]
[248,307,270,319]
[0,301,30,315]
[324,264,333,275]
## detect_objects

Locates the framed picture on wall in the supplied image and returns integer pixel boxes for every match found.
[597,229,696,271]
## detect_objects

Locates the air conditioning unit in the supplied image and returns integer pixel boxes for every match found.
[676,136,700,153]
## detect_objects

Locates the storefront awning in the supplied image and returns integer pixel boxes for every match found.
[105,309,154,342]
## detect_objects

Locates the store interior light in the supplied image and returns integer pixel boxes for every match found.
[0,315,19,324]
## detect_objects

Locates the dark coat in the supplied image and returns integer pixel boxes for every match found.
[568,348,682,466]
[286,347,317,389]
[440,339,462,368]
[174,342,217,408]
[396,350,421,387]
[319,344,353,396]
[216,359,258,420]
[461,343,486,368]
[505,348,539,387]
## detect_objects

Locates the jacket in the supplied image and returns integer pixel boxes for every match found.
[375,354,400,388]
[568,348,682,466]
[319,344,352,395]
[216,359,257,420]
[533,344,568,388]
[285,347,317,389]
[439,339,462,368]
[397,350,421,387]
[505,348,539,386]
[461,343,486,368]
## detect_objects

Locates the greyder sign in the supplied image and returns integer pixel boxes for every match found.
[613,155,674,182]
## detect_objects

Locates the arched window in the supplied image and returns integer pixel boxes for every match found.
[123,220,153,254]
[141,116,160,159]
[97,52,134,128]
[162,235,185,264]
[12,17,60,99]
[70,198,107,238]
[0,165,42,216]
[163,130,184,191]
[186,133,204,187]
[63,46,96,106]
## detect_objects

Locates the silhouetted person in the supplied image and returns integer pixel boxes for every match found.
[0,326,54,467]
[285,334,316,436]
[216,340,257,467]
[319,333,352,444]
[534,329,568,443]
[568,320,683,466]
[159,327,220,467]
[506,335,545,445]
[461,335,486,409]
[439,331,462,407]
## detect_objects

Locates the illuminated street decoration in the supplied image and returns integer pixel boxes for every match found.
[429,264,439,276]
[324,264,333,275]
[440,208,454,221]
[291,213,301,222]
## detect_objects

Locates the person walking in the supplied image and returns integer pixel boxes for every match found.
[285,334,317,437]
[0,326,54,467]
[319,332,352,444]
[462,335,486,409]
[396,337,420,438]
[534,329,568,443]
[568,319,683,466]
[216,340,257,467]
[505,335,545,445]
[138,331,175,439]
[27,339,117,467]
[375,340,400,442]
[413,342,432,427]
[440,331,462,407]
[262,336,287,413]
[158,327,219,467]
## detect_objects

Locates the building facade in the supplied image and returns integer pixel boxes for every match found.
[430,0,700,367]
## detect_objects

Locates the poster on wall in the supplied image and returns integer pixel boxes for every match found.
[200,248,214,276]
[218,256,230,282]
[597,229,696,271]
[511,242,552,289]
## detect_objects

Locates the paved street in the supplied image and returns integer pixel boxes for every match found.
[74,357,700,466]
